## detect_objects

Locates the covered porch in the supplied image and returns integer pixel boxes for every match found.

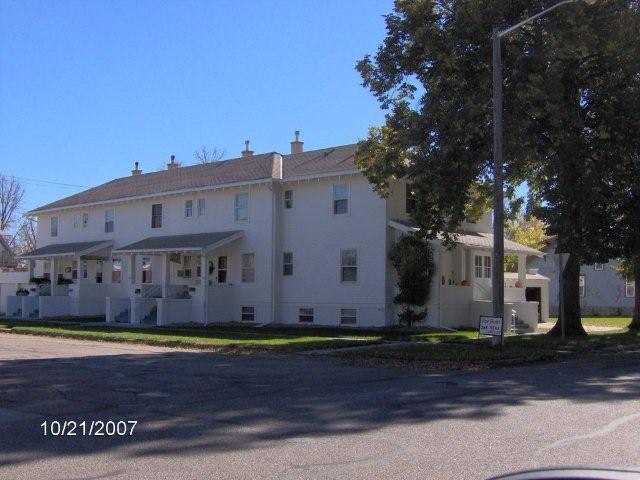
[388,220,549,331]
[8,241,113,319]
[109,231,243,326]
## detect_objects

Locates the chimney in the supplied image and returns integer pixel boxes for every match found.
[167,154,178,170]
[290,130,303,154]
[242,140,254,157]
[271,153,283,180]
[131,161,142,176]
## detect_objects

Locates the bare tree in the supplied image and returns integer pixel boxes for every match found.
[0,175,25,231]
[193,146,225,164]
[11,217,37,256]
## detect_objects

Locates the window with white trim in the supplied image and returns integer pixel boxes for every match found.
[235,193,249,221]
[626,281,635,298]
[185,200,193,218]
[594,263,604,271]
[151,204,162,228]
[340,308,357,325]
[73,214,80,229]
[112,258,122,284]
[283,252,293,276]
[241,253,255,283]
[142,257,152,284]
[50,217,58,237]
[182,255,192,278]
[284,190,293,209]
[298,307,314,323]
[333,184,348,214]
[82,212,89,229]
[43,261,51,279]
[197,198,205,217]
[241,306,255,322]
[340,249,358,282]
[105,209,115,233]
[484,256,492,279]
[72,260,78,280]
[82,260,88,279]
[579,275,586,297]
[217,256,227,283]
[474,255,483,278]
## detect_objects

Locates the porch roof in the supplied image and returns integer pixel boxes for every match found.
[113,231,243,254]
[387,219,543,256]
[21,240,114,259]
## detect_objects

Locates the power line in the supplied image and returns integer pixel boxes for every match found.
[1,174,87,189]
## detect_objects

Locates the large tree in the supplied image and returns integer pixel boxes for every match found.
[0,174,25,232]
[355,0,638,336]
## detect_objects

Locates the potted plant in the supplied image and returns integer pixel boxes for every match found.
[515,280,524,288]
[30,277,51,285]
[57,278,73,285]
[16,288,29,296]
[461,280,471,287]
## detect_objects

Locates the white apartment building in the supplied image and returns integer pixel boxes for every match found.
[6,135,548,330]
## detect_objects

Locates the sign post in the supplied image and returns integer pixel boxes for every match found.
[479,315,504,349]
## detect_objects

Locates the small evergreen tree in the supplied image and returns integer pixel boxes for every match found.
[389,235,435,326]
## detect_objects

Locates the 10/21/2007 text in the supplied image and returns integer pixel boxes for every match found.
[41,420,138,436]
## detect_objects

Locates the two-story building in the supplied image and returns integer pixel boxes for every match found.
[7,134,548,330]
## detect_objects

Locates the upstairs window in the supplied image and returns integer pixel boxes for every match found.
[73,214,80,229]
[105,209,115,233]
[406,184,417,214]
[340,249,358,282]
[197,198,206,217]
[626,281,635,298]
[594,263,604,271]
[284,190,293,209]
[579,275,586,297]
[50,217,58,237]
[283,252,293,276]
[235,193,249,221]
[241,253,255,283]
[82,212,89,229]
[151,204,162,228]
[185,200,193,218]
[217,256,228,283]
[333,184,348,215]
[112,258,122,284]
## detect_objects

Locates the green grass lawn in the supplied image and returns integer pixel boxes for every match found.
[0,320,386,353]
[546,317,632,329]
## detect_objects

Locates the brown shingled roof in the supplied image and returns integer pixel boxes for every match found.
[29,144,359,214]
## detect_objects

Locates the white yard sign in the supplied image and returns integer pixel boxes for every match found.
[479,316,504,337]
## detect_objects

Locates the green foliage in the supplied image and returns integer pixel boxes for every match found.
[505,216,548,271]
[389,234,435,326]
[358,0,640,333]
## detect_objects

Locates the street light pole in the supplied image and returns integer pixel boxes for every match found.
[490,0,596,342]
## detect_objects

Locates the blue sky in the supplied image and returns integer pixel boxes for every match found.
[0,0,393,214]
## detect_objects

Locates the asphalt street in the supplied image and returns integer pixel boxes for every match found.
[0,333,639,480]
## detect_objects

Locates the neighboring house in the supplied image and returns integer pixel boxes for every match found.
[6,134,547,330]
[528,237,635,316]
[0,233,17,269]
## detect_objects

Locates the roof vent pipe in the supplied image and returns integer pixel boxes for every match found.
[290,130,303,154]
[167,154,178,170]
[242,140,254,157]
[131,161,142,176]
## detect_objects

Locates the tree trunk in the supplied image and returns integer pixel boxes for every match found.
[549,253,587,337]
[629,254,640,331]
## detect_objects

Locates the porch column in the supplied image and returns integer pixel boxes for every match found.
[51,257,60,295]
[129,254,137,285]
[517,254,527,287]
[161,253,170,298]
[201,254,208,324]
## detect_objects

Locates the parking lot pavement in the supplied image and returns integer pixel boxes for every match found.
[1,332,639,480]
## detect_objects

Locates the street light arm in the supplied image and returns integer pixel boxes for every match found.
[498,0,579,38]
